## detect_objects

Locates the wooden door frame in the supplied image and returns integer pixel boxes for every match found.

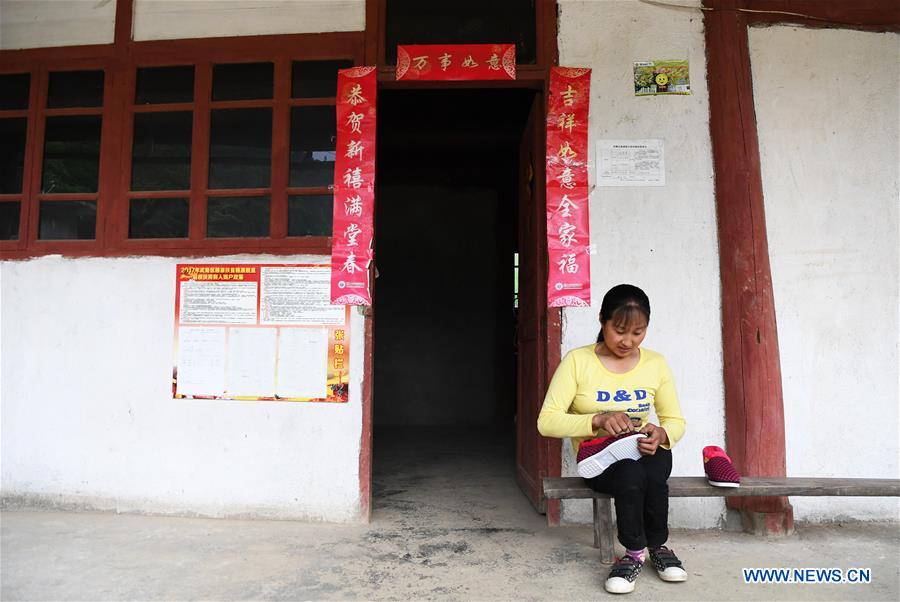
[358,0,561,522]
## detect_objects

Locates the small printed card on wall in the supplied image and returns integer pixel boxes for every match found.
[396,44,516,81]
[634,60,691,96]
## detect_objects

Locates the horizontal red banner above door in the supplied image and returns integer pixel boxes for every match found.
[396,44,516,81]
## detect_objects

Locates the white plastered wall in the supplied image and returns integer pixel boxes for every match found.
[1,256,365,522]
[557,0,725,528]
[0,0,116,49]
[133,0,365,41]
[0,0,364,49]
[749,26,900,521]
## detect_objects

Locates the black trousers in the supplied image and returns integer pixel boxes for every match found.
[584,448,672,550]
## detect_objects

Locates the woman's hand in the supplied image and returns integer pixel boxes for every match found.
[592,411,635,435]
[638,423,669,455]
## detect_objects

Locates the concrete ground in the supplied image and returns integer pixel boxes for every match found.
[3,428,898,601]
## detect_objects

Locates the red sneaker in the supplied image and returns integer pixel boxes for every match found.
[577,432,647,478]
[703,445,741,487]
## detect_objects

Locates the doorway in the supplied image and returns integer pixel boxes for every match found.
[372,88,539,519]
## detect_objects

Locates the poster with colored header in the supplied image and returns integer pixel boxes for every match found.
[546,67,592,308]
[173,264,349,402]
[634,60,691,96]
[396,44,516,81]
[331,67,377,306]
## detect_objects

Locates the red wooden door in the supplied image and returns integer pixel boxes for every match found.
[515,92,561,516]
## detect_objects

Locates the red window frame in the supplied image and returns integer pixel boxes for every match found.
[0,31,364,259]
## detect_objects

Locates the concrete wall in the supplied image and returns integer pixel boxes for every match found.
[133,0,364,41]
[749,26,900,521]
[0,0,116,49]
[1,256,365,522]
[557,0,725,528]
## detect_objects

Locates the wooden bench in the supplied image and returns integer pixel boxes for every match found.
[543,476,900,563]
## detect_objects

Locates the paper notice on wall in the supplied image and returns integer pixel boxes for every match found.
[173,263,351,403]
[226,327,277,397]
[179,280,258,324]
[176,327,227,397]
[260,266,344,325]
[276,327,329,399]
[597,139,666,187]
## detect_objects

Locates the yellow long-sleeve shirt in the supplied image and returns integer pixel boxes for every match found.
[537,344,686,452]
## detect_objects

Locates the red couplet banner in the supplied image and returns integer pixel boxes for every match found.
[396,44,516,81]
[546,67,592,308]
[331,67,377,305]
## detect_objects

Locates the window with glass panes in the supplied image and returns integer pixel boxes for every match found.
[0,31,362,256]
[125,58,353,244]
[40,70,106,241]
[0,73,30,241]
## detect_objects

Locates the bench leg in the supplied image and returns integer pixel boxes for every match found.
[593,498,615,564]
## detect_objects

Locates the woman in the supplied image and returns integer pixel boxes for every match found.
[537,284,687,594]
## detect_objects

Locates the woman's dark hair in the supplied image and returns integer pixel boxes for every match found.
[596,284,651,343]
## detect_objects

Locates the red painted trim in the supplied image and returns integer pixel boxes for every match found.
[24,69,48,250]
[288,98,338,107]
[126,190,190,200]
[358,1,378,521]
[189,62,211,243]
[358,303,374,521]
[208,99,276,109]
[270,59,291,240]
[358,2,378,523]
[541,9,561,526]
[0,47,116,69]
[0,109,29,118]
[703,0,791,520]
[114,0,135,49]
[205,188,270,198]
[37,194,100,202]
[0,240,333,261]
[132,102,193,113]
[287,186,332,196]
[744,0,900,31]
[130,32,363,63]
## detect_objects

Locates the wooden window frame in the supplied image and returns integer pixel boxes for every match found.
[0,31,364,259]
[0,72,37,248]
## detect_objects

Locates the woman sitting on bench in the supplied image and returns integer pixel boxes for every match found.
[537,284,687,594]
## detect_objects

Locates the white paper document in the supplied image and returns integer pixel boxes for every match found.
[226,328,277,397]
[176,327,227,397]
[276,327,329,399]
[179,280,258,324]
[260,266,344,325]
[597,139,666,186]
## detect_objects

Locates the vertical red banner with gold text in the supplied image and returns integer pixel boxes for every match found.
[546,67,592,308]
[331,67,377,305]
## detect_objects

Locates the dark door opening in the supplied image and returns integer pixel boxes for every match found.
[372,88,538,517]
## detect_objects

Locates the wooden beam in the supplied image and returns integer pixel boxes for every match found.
[744,0,900,32]
[114,0,134,49]
[703,0,793,532]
